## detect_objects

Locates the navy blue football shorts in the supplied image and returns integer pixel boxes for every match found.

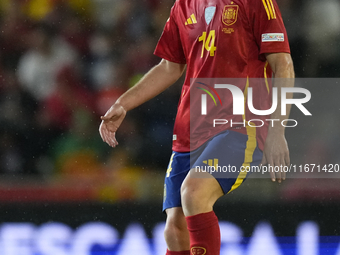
[163,130,263,212]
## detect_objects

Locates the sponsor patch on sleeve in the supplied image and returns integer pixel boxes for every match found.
[262,33,284,42]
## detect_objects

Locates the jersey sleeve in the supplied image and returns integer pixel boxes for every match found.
[154,5,186,64]
[250,0,290,56]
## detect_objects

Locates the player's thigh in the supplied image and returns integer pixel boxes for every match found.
[181,169,223,214]
[191,130,263,195]
[162,143,218,212]
[163,151,191,212]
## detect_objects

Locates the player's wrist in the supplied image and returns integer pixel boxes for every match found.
[114,100,128,113]
[267,125,286,136]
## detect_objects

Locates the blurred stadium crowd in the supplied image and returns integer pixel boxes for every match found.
[0,0,339,202]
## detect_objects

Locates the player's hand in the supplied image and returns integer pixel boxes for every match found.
[261,132,290,183]
[99,104,127,147]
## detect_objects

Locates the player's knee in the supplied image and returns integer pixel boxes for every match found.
[181,171,223,215]
[164,222,185,242]
[164,223,190,250]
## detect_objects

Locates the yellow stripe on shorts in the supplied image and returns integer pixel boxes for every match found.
[228,78,257,194]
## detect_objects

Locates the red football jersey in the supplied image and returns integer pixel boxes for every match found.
[154,0,290,152]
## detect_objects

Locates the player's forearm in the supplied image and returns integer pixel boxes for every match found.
[115,59,185,111]
[266,53,295,134]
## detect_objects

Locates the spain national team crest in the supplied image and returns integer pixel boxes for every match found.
[191,247,207,255]
[222,5,239,26]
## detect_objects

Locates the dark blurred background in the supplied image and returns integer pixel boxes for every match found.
[0,1,340,254]
[0,0,181,203]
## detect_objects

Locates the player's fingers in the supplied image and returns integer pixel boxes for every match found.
[282,167,286,181]
[285,152,290,167]
[277,154,286,183]
[276,164,282,183]
[267,156,276,182]
[269,170,275,182]
[275,156,282,183]
[281,152,290,181]
[102,130,112,146]
[108,137,117,147]
[106,131,117,147]
[112,133,118,146]
[101,111,118,122]
[280,155,286,181]
[102,125,118,147]
[108,130,118,147]
[100,124,116,147]
[101,115,112,121]
[106,134,118,148]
